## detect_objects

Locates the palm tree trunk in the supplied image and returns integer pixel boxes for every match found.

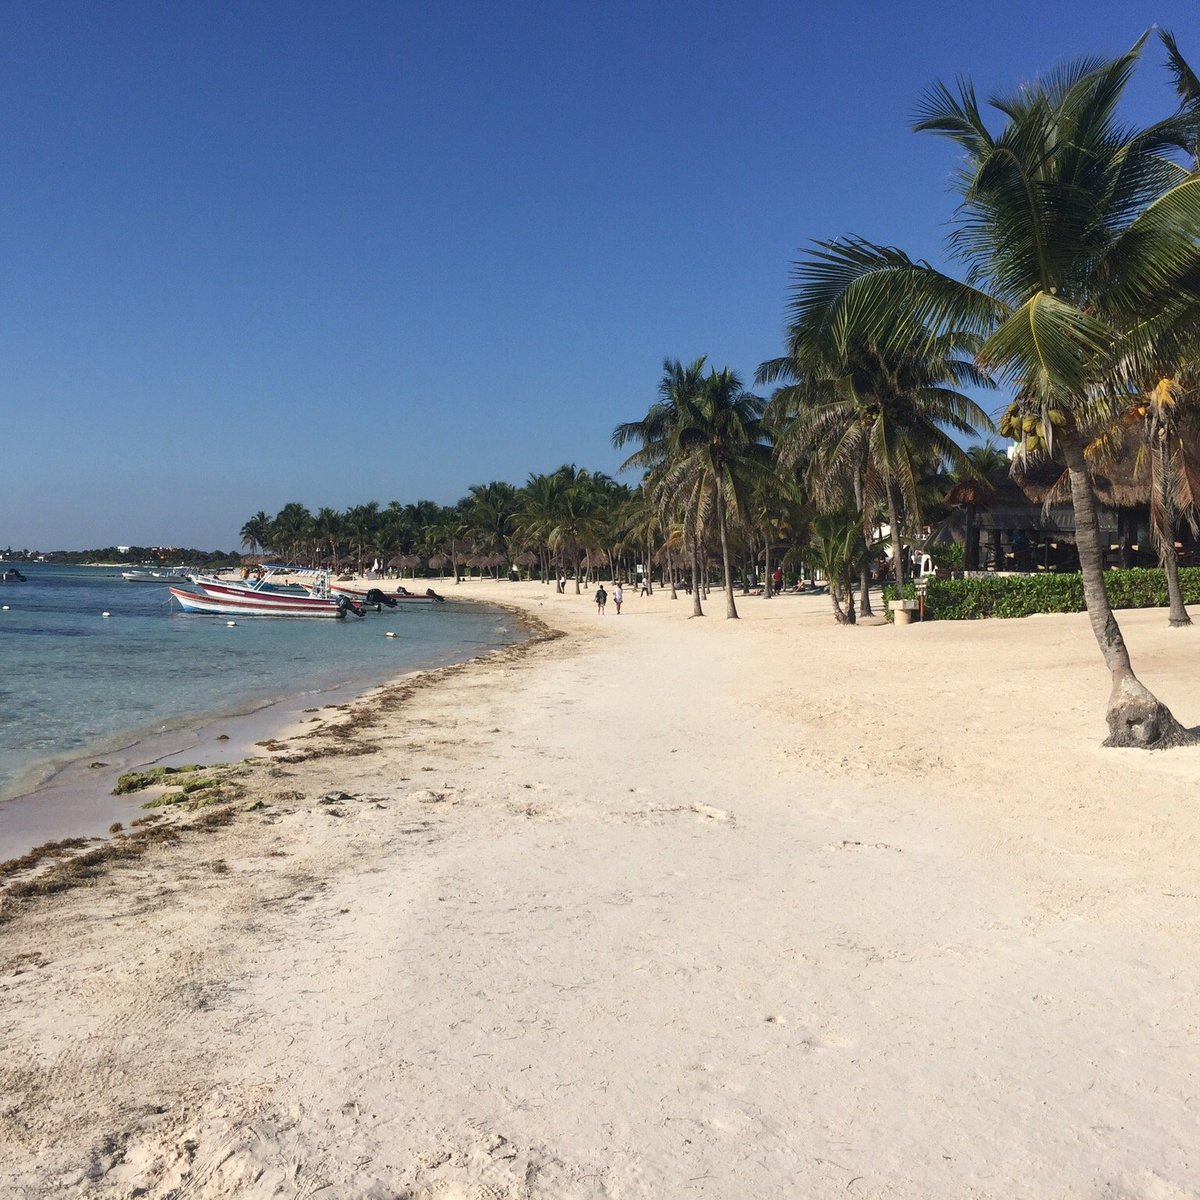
[854,468,873,617]
[886,483,906,599]
[830,583,850,624]
[689,527,704,617]
[715,485,738,619]
[764,542,773,599]
[1155,442,1192,628]
[1163,527,1191,626]
[667,545,677,599]
[1062,433,1194,747]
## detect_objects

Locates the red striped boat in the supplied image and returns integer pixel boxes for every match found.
[170,586,356,618]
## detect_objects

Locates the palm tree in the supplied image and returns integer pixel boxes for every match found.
[1125,375,1200,625]
[239,511,271,557]
[343,502,380,573]
[895,38,1200,745]
[761,253,993,606]
[663,367,769,618]
[313,507,343,569]
[543,469,603,594]
[270,503,312,564]
[945,442,1009,571]
[808,511,879,624]
[614,357,711,615]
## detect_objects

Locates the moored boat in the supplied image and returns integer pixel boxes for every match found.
[1,567,27,583]
[169,586,360,618]
[330,584,447,605]
[122,568,190,583]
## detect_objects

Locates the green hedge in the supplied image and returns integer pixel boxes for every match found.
[882,567,1200,620]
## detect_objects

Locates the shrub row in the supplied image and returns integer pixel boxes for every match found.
[882,567,1200,620]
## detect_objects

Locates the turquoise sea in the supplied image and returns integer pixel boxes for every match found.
[0,563,520,806]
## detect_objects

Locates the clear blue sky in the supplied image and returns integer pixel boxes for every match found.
[2,0,1194,550]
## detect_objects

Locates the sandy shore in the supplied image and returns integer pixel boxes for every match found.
[1,579,1199,1198]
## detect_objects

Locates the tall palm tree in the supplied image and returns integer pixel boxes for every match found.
[763,305,992,604]
[662,367,769,618]
[313,507,343,569]
[876,37,1200,745]
[614,357,710,615]
[270,503,313,565]
[343,502,380,573]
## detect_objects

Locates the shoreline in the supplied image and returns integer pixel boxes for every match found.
[2,581,1199,1197]
[0,584,530,862]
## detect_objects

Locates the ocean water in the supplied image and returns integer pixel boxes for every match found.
[0,563,520,803]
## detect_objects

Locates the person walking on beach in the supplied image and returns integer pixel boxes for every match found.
[557,573,565,594]
[595,585,607,615]
[612,582,623,614]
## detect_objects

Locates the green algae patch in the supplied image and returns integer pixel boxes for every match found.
[112,764,204,795]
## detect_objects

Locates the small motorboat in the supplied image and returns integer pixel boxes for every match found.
[122,568,190,583]
[170,586,362,618]
[1,567,27,583]
[330,584,447,605]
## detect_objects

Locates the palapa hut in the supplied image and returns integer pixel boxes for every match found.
[929,443,1197,573]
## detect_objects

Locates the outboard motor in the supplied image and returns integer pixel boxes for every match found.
[425,588,445,603]
[338,596,366,617]
[364,588,398,609]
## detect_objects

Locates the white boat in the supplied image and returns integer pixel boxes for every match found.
[122,568,191,583]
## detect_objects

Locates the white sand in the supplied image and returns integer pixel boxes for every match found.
[1,580,1198,1198]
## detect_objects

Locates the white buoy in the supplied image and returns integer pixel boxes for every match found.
[101,611,111,618]
[1,605,8,611]
[385,631,396,638]
[226,620,237,627]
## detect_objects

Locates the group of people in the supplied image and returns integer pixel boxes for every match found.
[593,582,624,614]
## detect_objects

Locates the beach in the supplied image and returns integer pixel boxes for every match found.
[2,580,1199,1198]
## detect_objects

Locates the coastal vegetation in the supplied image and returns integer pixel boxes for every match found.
[885,567,1200,621]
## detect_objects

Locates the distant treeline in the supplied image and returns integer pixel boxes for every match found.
[3,547,243,567]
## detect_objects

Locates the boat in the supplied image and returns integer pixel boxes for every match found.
[1,567,27,583]
[330,583,447,605]
[169,586,360,618]
[122,568,191,583]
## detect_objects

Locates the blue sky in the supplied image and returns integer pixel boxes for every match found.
[2,0,1195,550]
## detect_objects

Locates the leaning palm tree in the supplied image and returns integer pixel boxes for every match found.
[885,37,1200,745]
[1124,374,1200,625]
